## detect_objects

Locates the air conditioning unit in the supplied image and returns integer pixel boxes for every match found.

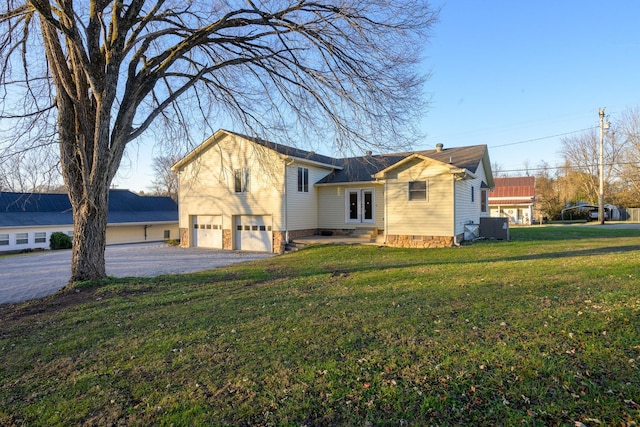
[480,217,509,240]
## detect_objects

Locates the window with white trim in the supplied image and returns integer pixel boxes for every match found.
[16,232,28,245]
[471,186,475,202]
[297,167,309,192]
[234,168,250,193]
[0,233,8,246]
[481,189,488,212]
[35,232,47,243]
[408,181,427,201]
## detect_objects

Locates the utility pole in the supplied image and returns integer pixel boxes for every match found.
[598,108,610,225]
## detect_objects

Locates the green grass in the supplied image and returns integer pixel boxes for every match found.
[1,225,639,426]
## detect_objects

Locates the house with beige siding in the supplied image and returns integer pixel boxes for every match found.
[0,190,178,253]
[171,129,494,253]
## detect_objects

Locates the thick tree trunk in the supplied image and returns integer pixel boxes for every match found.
[69,190,109,282]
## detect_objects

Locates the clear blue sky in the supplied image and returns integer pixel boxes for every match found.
[417,0,640,174]
[113,0,640,191]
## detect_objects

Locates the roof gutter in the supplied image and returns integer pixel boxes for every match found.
[280,155,343,170]
[450,168,476,180]
[314,180,383,187]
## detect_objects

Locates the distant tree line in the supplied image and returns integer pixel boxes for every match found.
[495,107,640,221]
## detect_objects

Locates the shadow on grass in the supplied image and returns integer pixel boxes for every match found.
[487,244,640,263]
[510,225,640,242]
[266,242,640,282]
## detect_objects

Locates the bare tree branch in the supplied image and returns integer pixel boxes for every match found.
[0,0,437,281]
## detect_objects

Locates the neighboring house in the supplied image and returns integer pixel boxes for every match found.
[0,189,178,253]
[171,129,494,253]
[488,176,535,224]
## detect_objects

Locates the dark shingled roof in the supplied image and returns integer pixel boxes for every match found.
[317,145,488,184]
[316,154,406,184]
[415,145,487,175]
[0,189,177,227]
[175,130,489,185]
[224,130,340,167]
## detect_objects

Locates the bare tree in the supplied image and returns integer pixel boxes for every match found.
[0,1,437,282]
[491,161,506,177]
[533,161,562,220]
[615,107,640,205]
[150,155,180,201]
[560,128,620,205]
[0,144,62,192]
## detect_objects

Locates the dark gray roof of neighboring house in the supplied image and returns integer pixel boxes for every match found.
[316,145,488,184]
[0,190,177,228]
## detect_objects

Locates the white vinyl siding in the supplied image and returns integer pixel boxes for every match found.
[106,223,180,245]
[285,163,332,231]
[0,227,71,252]
[385,158,454,237]
[317,184,384,229]
[177,133,286,237]
[454,166,489,236]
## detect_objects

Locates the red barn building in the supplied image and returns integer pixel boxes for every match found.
[488,177,535,224]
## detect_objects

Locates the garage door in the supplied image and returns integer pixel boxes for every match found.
[235,215,272,252]
[192,215,223,248]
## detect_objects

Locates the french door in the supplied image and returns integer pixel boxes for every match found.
[346,189,374,224]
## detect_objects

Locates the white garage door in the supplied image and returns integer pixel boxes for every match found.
[235,215,272,252]
[192,215,223,248]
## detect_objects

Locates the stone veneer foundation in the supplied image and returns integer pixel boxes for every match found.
[222,229,232,250]
[181,227,461,250]
[180,227,317,253]
[179,227,189,247]
[274,229,318,253]
[385,234,456,248]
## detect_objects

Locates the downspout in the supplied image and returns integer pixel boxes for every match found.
[383,179,388,244]
[452,175,461,246]
[284,159,294,243]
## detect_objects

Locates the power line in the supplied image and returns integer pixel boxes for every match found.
[489,127,598,149]
[495,160,640,174]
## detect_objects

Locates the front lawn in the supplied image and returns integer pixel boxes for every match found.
[1,226,639,425]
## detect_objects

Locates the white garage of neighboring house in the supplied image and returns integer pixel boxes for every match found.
[0,189,179,253]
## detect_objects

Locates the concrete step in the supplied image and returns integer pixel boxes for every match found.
[284,240,309,252]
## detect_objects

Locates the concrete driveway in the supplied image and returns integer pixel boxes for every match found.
[0,243,274,305]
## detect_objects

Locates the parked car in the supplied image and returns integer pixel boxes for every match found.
[588,208,609,221]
